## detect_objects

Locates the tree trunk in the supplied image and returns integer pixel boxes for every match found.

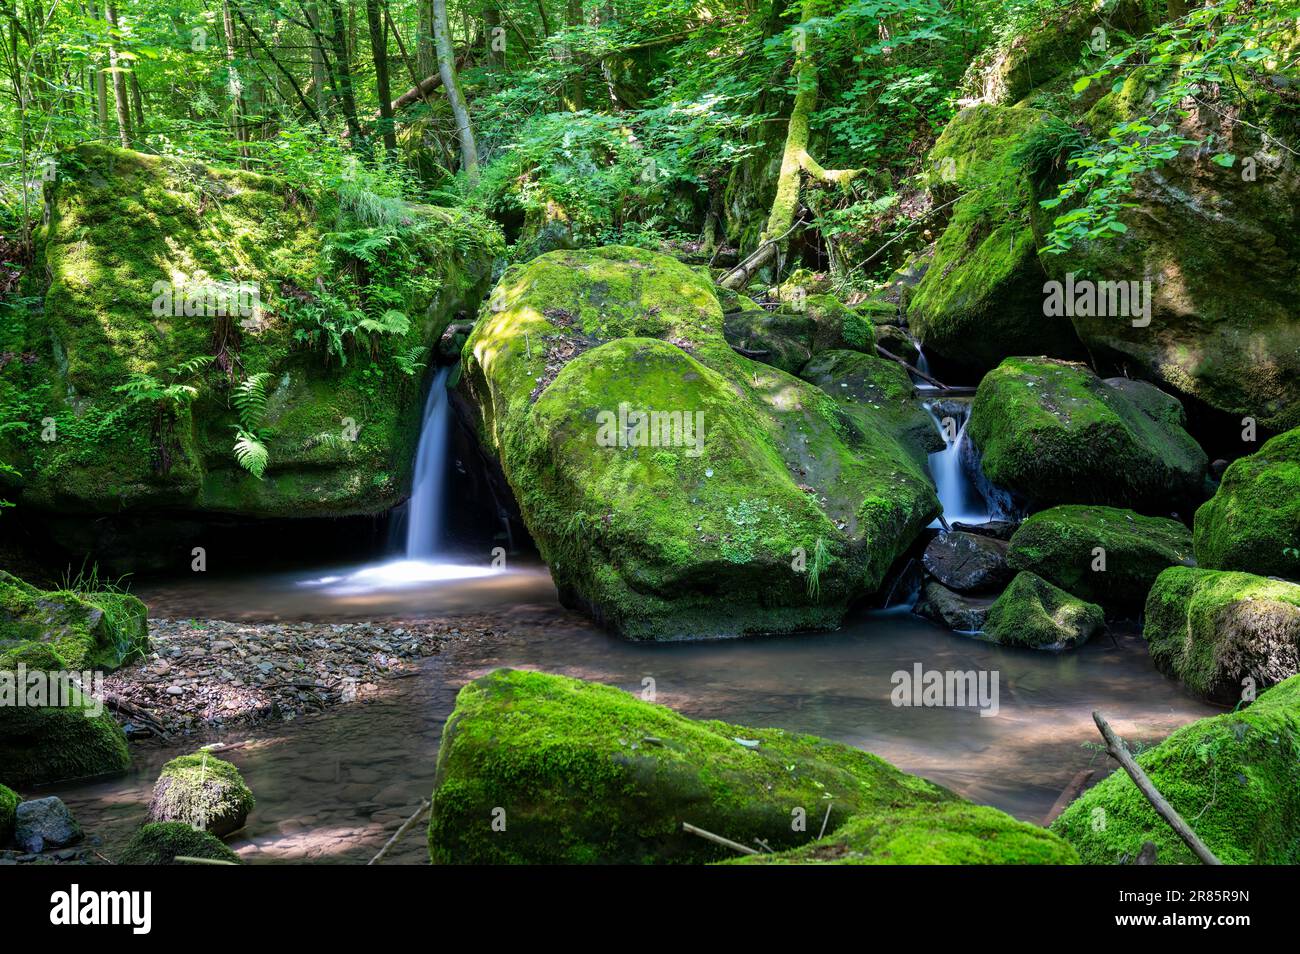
[129,70,145,136]
[326,0,364,144]
[417,0,436,77]
[104,3,133,147]
[220,1,248,162]
[565,0,584,109]
[366,0,397,156]
[306,2,329,116]
[433,0,479,182]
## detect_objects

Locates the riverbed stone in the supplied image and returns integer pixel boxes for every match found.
[1007,506,1194,613]
[461,246,939,639]
[1194,427,1300,581]
[14,796,82,853]
[429,669,1077,864]
[982,571,1104,651]
[967,357,1207,512]
[922,531,1012,593]
[118,822,241,866]
[914,580,994,632]
[1053,674,1300,864]
[1144,566,1300,705]
[147,752,255,837]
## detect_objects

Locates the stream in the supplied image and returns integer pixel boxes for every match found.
[39,560,1217,865]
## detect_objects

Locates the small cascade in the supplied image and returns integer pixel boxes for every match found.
[925,401,990,527]
[912,341,939,391]
[405,365,454,558]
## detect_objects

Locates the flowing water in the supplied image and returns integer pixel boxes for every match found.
[404,365,454,559]
[41,567,1216,865]
[926,400,991,526]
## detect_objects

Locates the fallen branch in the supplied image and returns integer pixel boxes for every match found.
[368,799,431,865]
[730,344,771,360]
[103,692,168,739]
[1092,711,1221,865]
[718,217,807,290]
[874,343,950,390]
[682,821,759,856]
[1042,768,1094,827]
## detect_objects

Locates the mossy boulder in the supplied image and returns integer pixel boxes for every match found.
[118,821,241,865]
[1008,505,1194,612]
[0,644,131,786]
[1041,67,1300,430]
[1053,674,1300,864]
[1194,427,1300,581]
[1,142,497,530]
[0,783,17,845]
[1144,566,1300,705]
[429,669,1077,864]
[0,571,148,671]
[803,294,875,354]
[907,104,1084,370]
[147,752,254,837]
[967,357,1207,511]
[722,308,815,375]
[462,247,939,639]
[983,570,1105,650]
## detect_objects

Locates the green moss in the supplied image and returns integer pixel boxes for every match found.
[463,248,938,638]
[1143,566,1300,704]
[0,648,130,786]
[967,357,1207,511]
[1194,427,1300,581]
[1053,674,1300,864]
[908,104,1083,369]
[1007,505,1194,612]
[147,752,255,837]
[803,294,875,353]
[983,570,1104,650]
[0,783,17,845]
[118,821,241,865]
[0,571,148,671]
[429,669,1077,864]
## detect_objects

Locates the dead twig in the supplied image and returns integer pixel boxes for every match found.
[681,821,759,856]
[368,799,431,865]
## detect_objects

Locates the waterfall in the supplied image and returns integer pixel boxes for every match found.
[405,366,454,558]
[925,401,990,526]
[912,341,938,391]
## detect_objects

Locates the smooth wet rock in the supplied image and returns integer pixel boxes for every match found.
[923,531,1012,593]
[982,571,1104,651]
[14,796,83,853]
[950,520,1018,541]
[914,580,994,632]
[1144,566,1300,705]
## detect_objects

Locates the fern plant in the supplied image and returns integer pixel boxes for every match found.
[230,372,272,479]
[112,356,213,474]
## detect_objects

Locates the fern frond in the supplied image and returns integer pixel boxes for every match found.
[232,372,272,429]
[232,426,269,479]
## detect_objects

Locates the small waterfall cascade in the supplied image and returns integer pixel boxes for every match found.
[405,365,454,558]
[912,341,938,391]
[925,400,990,527]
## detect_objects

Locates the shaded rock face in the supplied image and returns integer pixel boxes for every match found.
[119,821,241,866]
[922,531,1012,593]
[147,753,254,838]
[983,570,1104,651]
[14,796,82,853]
[1007,505,1194,613]
[462,246,939,639]
[1,143,497,528]
[1044,71,1300,432]
[0,571,148,671]
[1144,566,1300,705]
[914,580,994,633]
[429,669,1077,865]
[1194,427,1300,581]
[967,357,1207,512]
[1054,675,1300,864]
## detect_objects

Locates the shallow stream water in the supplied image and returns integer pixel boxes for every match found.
[38,560,1217,865]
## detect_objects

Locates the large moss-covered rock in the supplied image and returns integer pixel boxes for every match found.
[907,105,1084,370]
[462,246,939,638]
[0,783,17,845]
[1144,566,1300,704]
[0,645,131,786]
[0,571,148,670]
[147,752,254,837]
[983,570,1104,650]
[1042,67,1300,430]
[1194,427,1300,581]
[967,357,1207,511]
[1008,505,1194,612]
[118,821,241,865]
[429,669,1077,864]
[0,143,497,526]
[1053,674,1300,864]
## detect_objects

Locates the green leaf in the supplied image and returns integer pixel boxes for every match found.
[1211,153,1236,168]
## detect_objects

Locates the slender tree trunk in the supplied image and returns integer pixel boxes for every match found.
[326,0,364,144]
[565,0,584,109]
[482,3,501,68]
[417,0,435,77]
[366,0,397,156]
[306,2,328,116]
[104,3,133,147]
[129,70,145,136]
[433,0,479,182]
[220,1,248,163]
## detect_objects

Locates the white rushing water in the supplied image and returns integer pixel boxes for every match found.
[405,365,454,558]
[925,401,990,526]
